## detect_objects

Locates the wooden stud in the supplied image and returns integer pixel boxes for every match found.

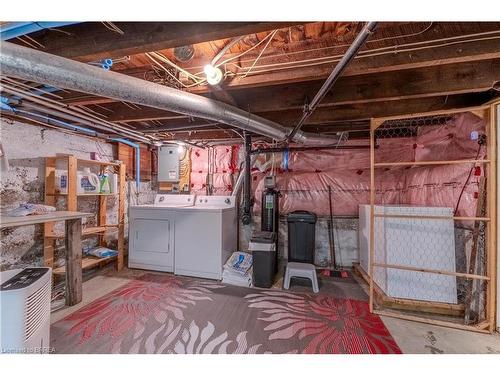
[43,157,56,267]
[372,105,490,124]
[98,165,107,247]
[372,262,490,281]
[374,159,490,167]
[370,105,496,332]
[65,218,82,306]
[369,120,376,313]
[464,176,487,324]
[374,214,490,221]
[486,104,498,332]
[353,264,464,316]
[117,163,126,271]
[375,310,490,334]
[67,155,77,211]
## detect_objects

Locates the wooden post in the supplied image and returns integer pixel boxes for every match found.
[486,105,498,332]
[465,177,487,324]
[65,218,82,306]
[99,165,107,247]
[369,119,377,313]
[117,163,126,271]
[44,157,56,267]
[67,155,77,211]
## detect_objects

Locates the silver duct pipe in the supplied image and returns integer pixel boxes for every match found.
[0,42,338,145]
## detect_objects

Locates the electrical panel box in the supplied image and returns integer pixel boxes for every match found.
[158,146,180,182]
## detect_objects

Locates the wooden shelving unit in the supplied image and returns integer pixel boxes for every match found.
[44,155,126,274]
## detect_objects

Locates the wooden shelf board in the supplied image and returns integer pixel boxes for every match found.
[45,225,116,239]
[55,155,120,167]
[52,255,117,275]
[47,193,118,197]
[0,211,93,229]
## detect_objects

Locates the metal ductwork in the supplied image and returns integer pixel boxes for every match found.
[0,42,338,145]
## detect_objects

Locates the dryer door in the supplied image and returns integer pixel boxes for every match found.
[129,218,173,272]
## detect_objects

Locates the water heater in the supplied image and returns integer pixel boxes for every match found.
[0,267,52,354]
[158,145,180,182]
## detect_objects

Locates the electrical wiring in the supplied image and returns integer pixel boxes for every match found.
[226,33,500,77]
[150,51,203,83]
[101,21,124,35]
[15,35,43,49]
[145,53,205,89]
[214,30,278,69]
[178,23,432,79]
[241,29,279,78]
[182,29,500,81]
[454,144,483,216]
[1,77,63,99]
[78,104,109,117]
[121,101,142,110]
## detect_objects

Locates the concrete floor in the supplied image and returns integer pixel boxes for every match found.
[51,266,500,354]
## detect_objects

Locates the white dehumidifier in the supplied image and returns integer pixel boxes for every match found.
[0,267,52,354]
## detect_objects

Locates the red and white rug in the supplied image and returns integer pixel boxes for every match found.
[51,273,401,354]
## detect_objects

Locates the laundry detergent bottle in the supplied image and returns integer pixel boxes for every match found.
[77,167,100,194]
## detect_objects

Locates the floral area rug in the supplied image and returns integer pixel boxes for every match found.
[51,273,401,354]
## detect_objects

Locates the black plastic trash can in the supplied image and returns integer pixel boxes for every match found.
[287,211,317,263]
[250,231,276,288]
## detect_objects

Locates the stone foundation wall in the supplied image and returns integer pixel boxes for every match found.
[0,119,155,270]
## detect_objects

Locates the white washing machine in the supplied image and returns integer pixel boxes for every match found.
[128,194,195,272]
[174,196,237,280]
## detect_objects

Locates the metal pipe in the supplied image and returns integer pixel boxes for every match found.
[19,101,124,137]
[232,155,257,198]
[141,122,224,133]
[287,22,378,141]
[1,83,152,142]
[1,22,79,41]
[241,132,252,225]
[0,42,339,145]
[111,138,141,188]
[251,144,371,154]
[1,100,100,137]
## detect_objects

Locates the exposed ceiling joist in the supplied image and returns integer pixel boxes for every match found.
[99,58,500,123]
[260,92,494,125]
[26,22,301,62]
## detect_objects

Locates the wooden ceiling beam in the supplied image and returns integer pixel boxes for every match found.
[259,92,494,125]
[25,22,301,62]
[234,58,500,112]
[99,59,500,122]
[57,47,500,108]
[215,39,500,91]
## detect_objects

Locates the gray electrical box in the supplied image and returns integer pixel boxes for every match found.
[158,146,180,182]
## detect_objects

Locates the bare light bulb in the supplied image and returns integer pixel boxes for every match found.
[203,64,223,85]
[177,145,185,154]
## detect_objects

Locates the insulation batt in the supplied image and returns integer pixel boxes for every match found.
[268,113,483,217]
[191,112,484,219]
[190,145,237,195]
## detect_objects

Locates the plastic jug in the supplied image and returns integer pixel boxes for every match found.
[77,167,100,194]
[55,171,68,194]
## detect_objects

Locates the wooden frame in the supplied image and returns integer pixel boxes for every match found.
[2,211,93,306]
[369,105,497,333]
[44,155,126,275]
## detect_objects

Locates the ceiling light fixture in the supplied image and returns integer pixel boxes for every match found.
[203,64,223,85]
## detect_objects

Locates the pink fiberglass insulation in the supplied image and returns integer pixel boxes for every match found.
[255,112,485,217]
[191,146,235,173]
[191,112,485,218]
[190,145,237,196]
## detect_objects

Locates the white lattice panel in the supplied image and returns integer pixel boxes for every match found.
[359,204,457,304]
